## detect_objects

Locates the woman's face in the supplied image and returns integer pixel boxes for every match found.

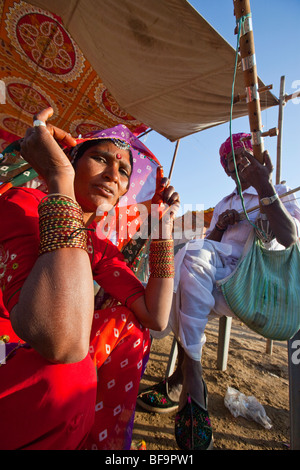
[74,140,132,214]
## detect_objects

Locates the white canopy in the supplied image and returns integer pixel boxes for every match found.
[29,0,278,141]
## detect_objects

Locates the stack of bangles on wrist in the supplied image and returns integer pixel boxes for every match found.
[38,194,89,255]
[149,239,175,278]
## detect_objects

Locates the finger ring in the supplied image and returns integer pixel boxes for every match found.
[240,163,250,173]
[33,120,46,127]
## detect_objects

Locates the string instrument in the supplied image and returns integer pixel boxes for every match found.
[233,0,264,163]
[232,1,295,354]
[233,0,278,238]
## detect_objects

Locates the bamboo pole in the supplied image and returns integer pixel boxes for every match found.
[238,185,300,220]
[266,76,286,355]
[284,90,300,103]
[168,140,180,180]
[233,84,273,104]
[233,0,264,163]
[276,76,286,185]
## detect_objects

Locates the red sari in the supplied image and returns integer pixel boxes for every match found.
[0,187,150,450]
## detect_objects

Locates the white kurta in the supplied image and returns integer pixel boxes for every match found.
[166,184,300,361]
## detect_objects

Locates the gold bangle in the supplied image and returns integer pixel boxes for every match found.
[43,193,76,203]
[150,239,174,243]
[38,197,88,255]
[149,239,175,278]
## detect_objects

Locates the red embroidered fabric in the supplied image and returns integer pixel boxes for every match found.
[0,187,150,450]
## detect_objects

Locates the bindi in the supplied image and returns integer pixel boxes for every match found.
[116,153,122,160]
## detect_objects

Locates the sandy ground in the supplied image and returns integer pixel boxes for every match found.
[132,317,291,451]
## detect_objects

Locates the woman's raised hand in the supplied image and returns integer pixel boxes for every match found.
[151,166,180,239]
[34,107,77,148]
[20,107,77,191]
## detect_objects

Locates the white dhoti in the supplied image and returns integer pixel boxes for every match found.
[165,239,238,361]
[152,184,300,361]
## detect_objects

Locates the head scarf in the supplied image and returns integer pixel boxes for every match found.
[1,125,161,259]
[68,124,160,205]
[66,124,161,252]
[219,133,252,170]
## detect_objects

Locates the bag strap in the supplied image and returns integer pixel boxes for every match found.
[238,229,256,261]
[216,229,256,287]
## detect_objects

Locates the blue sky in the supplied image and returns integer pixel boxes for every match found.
[140,0,300,214]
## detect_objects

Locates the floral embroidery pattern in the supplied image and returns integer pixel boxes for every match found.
[0,243,18,292]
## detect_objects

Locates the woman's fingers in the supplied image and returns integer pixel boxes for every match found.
[33,107,54,123]
[33,107,77,147]
[156,166,164,188]
[47,124,77,147]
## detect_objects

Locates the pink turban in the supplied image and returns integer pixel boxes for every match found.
[219,133,252,169]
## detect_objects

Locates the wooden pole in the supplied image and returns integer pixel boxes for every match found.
[284,90,300,103]
[233,0,264,163]
[266,76,286,355]
[233,84,273,104]
[238,186,300,220]
[217,316,232,371]
[168,140,180,180]
[276,76,286,185]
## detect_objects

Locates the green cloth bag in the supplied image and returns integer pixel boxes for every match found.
[217,231,300,341]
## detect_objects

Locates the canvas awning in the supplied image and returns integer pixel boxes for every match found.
[0,0,147,152]
[28,0,278,141]
[0,0,278,152]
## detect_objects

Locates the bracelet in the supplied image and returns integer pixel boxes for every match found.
[0,335,10,343]
[38,194,88,255]
[43,193,76,203]
[149,239,175,278]
[215,223,226,232]
[260,193,279,206]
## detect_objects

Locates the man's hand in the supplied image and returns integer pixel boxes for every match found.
[216,209,240,231]
[238,149,274,194]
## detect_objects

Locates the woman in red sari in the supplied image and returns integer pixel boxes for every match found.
[0,108,179,450]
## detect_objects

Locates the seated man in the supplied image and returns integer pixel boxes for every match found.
[137,133,300,451]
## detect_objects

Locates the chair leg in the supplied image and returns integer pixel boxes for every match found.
[165,336,178,378]
[288,329,300,450]
[217,316,232,371]
[165,316,232,377]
